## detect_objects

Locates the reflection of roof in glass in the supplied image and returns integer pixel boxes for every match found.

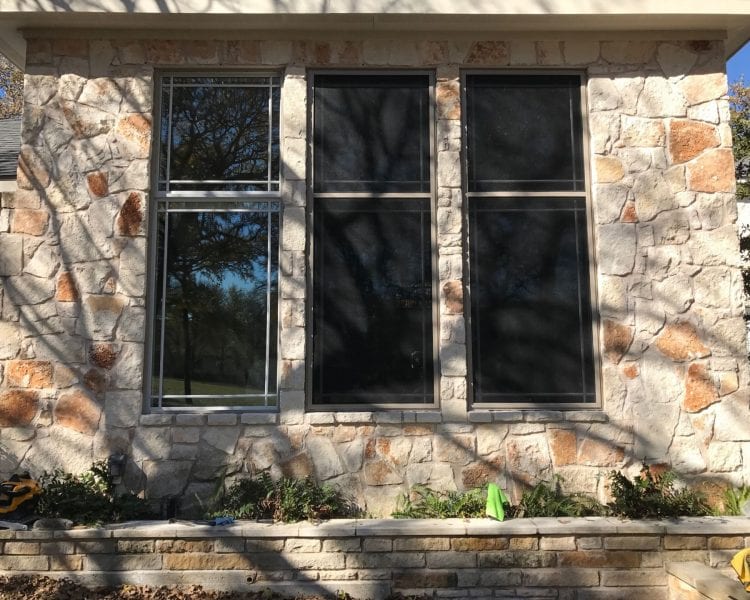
[0,116,21,180]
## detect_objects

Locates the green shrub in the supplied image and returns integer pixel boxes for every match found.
[608,464,713,519]
[511,477,607,518]
[214,473,355,523]
[36,461,153,525]
[392,485,486,518]
[721,485,750,516]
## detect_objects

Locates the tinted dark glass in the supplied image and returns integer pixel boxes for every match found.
[469,197,595,403]
[313,199,434,404]
[159,79,280,191]
[314,75,430,193]
[152,210,278,407]
[466,74,584,192]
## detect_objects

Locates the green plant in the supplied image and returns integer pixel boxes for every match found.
[511,477,607,518]
[392,485,487,518]
[36,461,153,525]
[608,464,713,519]
[722,485,750,516]
[214,474,355,523]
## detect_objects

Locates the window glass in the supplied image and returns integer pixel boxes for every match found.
[158,76,280,193]
[313,199,433,404]
[151,74,280,410]
[466,74,595,405]
[311,74,435,406]
[314,74,430,193]
[466,74,584,192]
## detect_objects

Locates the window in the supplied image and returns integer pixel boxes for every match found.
[465,73,597,406]
[149,74,280,410]
[310,73,436,407]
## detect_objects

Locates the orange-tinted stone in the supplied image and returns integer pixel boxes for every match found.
[465,41,509,64]
[86,295,125,315]
[620,200,638,223]
[655,321,710,362]
[684,363,720,413]
[56,272,79,302]
[86,171,109,198]
[89,343,118,370]
[549,428,577,466]
[280,453,314,479]
[443,280,464,314]
[55,389,102,435]
[7,360,54,388]
[83,368,107,394]
[115,114,152,155]
[622,363,639,379]
[668,119,719,164]
[595,156,625,183]
[687,149,735,193]
[11,209,48,235]
[462,459,503,487]
[52,39,88,57]
[364,459,402,485]
[603,319,633,364]
[116,192,143,236]
[0,390,39,426]
[436,80,460,120]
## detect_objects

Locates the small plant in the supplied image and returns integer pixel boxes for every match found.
[511,477,607,518]
[722,485,750,516]
[36,461,153,525]
[392,485,486,518]
[608,464,713,519]
[214,473,355,523]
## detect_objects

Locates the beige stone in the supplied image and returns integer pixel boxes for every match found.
[620,116,665,147]
[594,156,624,183]
[680,72,727,106]
[442,280,463,314]
[7,360,54,388]
[687,149,735,193]
[11,209,48,236]
[578,436,624,467]
[55,389,102,435]
[114,113,152,157]
[684,363,719,413]
[0,390,39,427]
[668,120,719,164]
[655,321,710,362]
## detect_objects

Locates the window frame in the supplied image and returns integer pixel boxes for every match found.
[461,69,602,411]
[305,69,441,411]
[145,71,282,413]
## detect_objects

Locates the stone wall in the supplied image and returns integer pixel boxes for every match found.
[1,517,749,599]
[0,35,747,515]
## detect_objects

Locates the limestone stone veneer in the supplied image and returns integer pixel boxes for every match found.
[0,36,747,515]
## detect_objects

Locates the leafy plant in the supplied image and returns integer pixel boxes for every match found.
[608,464,713,519]
[511,477,607,518]
[214,473,355,523]
[722,485,750,516]
[392,485,486,518]
[36,461,153,525]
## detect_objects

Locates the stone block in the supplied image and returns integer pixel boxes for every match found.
[597,223,636,275]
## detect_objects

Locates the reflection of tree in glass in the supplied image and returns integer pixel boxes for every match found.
[168,86,272,184]
[160,212,277,399]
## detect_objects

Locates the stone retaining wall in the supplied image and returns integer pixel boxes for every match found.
[1,517,749,599]
[0,33,747,515]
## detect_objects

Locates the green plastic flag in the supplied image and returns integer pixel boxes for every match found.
[486,483,509,521]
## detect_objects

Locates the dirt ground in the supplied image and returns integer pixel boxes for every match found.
[0,576,424,600]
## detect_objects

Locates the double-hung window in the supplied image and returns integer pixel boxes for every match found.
[149,74,280,409]
[310,73,437,407]
[465,73,597,406]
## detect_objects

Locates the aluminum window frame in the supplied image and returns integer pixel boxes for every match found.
[306,69,440,411]
[145,71,282,413]
[461,69,602,411]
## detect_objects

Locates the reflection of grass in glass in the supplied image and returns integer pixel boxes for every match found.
[153,377,276,407]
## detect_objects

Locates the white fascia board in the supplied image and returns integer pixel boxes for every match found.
[2,0,750,16]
